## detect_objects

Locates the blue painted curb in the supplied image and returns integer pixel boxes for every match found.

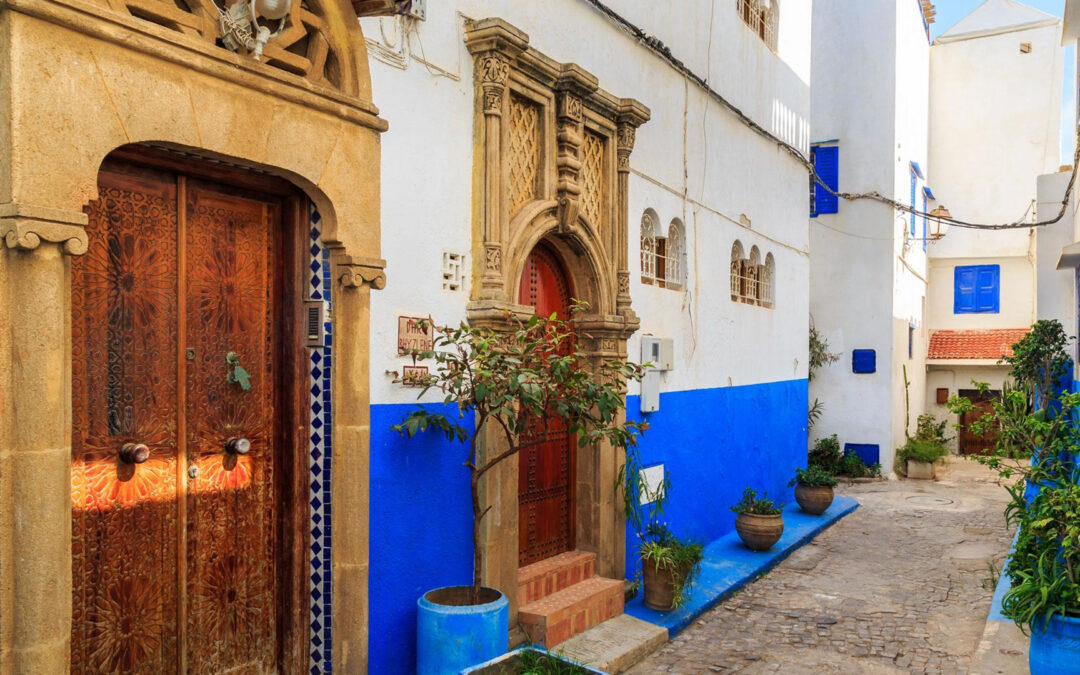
[988,528,1019,623]
[625,496,859,636]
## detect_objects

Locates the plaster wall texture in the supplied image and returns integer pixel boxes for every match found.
[809,0,930,473]
[926,255,1036,329]
[929,22,1063,259]
[361,2,812,672]
[1036,171,1077,336]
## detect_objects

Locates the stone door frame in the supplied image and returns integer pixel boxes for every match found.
[462,17,649,628]
[0,2,385,671]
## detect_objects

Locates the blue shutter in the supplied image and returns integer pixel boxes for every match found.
[954,266,977,313]
[852,349,876,373]
[814,146,839,215]
[976,265,1000,313]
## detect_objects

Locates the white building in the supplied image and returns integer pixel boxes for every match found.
[359,1,813,671]
[809,0,933,475]
[924,0,1062,453]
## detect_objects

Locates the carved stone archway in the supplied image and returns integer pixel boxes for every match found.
[462,17,649,629]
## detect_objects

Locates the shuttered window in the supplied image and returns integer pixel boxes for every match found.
[954,264,1000,314]
[811,145,838,216]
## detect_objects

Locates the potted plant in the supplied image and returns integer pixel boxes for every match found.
[897,438,948,480]
[619,445,704,611]
[393,303,646,674]
[463,646,602,674]
[789,465,837,515]
[731,488,784,551]
[946,320,1080,674]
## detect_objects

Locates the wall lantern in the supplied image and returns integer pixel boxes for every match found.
[926,205,951,242]
[219,0,291,61]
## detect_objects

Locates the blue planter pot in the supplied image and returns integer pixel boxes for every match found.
[417,586,509,675]
[1030,614,1080,674]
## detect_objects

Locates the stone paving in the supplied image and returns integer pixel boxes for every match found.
[629,459,1014,674]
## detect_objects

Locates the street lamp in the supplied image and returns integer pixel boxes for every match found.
[926,205,951,242]
[219,0,291,62]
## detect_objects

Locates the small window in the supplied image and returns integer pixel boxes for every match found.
[759,253,775,308]
[662,219,685,290]
[954,264,1000,314]
[730,240,745,301]
[731,241,774,308]
[908,323,915,359]
[640,209,658,284]
[737,0,778,51]
[442,252,464,291]
[909,169,917,236]
[811,145,839,216]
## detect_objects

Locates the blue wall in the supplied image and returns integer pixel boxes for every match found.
[369,403,474,675]
[624,379,808,581]
[368,378,808,673]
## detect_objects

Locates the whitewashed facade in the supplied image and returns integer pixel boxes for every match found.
[809,0,933,475]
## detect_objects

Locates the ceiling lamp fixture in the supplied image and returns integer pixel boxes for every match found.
[219,0,291,61]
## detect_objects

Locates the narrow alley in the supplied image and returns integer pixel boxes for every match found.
[631,460,1013,674]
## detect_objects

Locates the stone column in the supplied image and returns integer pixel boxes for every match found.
[615,101,650,319]
[0,206,88,673]
[477,54,510,300]
[331,254,385,675]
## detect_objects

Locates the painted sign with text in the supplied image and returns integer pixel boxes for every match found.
[397,316,434,356]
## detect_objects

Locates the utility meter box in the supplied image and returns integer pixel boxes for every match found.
[641,336,674,371]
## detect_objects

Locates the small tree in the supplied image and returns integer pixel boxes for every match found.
[392,301,647,603]
[1001,319,1072,407]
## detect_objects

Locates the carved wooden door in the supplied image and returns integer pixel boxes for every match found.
[517,244,576,566]
[72,157,290,673]
[958,391,1000,456]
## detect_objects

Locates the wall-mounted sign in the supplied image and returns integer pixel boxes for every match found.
[401,365,429,387]
[398,316,434,356]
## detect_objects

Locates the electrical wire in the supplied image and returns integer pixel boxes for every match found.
[579,0,1080,231]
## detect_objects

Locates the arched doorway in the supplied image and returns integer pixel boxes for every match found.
[516,243,576,566]
[69,147,311,672]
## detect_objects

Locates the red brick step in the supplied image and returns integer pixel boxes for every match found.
[518,576,624,648]
[517,550,596,607]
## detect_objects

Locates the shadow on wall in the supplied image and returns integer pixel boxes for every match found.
[624,379,809,583]
[369,403,475,675]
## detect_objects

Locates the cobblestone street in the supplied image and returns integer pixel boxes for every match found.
[630,459,1014,674]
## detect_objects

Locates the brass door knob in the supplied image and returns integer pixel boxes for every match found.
[225,437,251,455]
[119,443,150,464]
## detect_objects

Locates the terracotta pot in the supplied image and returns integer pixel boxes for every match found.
[735,513,784,551]
[641,555,692,611]
[794,484,834,515]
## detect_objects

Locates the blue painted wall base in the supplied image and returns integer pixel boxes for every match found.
[626,497,859,635]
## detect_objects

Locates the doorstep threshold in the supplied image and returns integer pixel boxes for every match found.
[625,496,859,636]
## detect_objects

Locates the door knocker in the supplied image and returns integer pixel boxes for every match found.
[225,352,252,391]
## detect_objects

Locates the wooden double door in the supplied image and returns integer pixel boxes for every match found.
[958,389,1001,456]
[70,150,308,673]
[517,244,576,567]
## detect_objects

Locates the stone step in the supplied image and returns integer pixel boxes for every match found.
[519,576,624,648]
[556,614,669,674]
[517,550,597,607]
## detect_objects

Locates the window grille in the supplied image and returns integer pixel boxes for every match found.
[730,240,745,301]
[641,210,658,283]
[442,251,464,291]
[660,220,685,290]
[737,0,778,52]
[731,242,775,308]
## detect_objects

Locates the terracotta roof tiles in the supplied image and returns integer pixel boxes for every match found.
[927,329,1030,360]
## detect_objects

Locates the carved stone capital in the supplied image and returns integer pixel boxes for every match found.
[335,255,387,290]
[466,299,534,331]
[478,54,511,114]
[483,243,503,274]
[0,203,89,255]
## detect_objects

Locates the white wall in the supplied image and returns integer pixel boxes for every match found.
[927,255,1037,329]
[1036,170,1078,362]
[363,0,813,407]
[929,22,1063,259]
[810,0,929,474]
[925,365,1011,452]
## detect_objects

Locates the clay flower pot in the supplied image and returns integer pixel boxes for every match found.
[735,513,784,551]
[641,556,693,611]
[794,484,834,515]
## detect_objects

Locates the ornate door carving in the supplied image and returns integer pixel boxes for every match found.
[72,157,294,673]
[517,244,576,566]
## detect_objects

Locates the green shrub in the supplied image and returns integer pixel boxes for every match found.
[730,487,783,515]
[789,464,838,488]
[808,434,843,473]
[898,438,948,465]
[836,451,882,478]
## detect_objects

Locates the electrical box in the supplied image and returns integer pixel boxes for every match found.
[641,336,674,371]
[640,369,660,413]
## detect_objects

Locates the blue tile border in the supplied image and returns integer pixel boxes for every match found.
[988,528,1019,624]
[308,205,333,674]
[625,496,859,636]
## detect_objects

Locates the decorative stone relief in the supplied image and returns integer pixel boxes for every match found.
[507,95,541,216]
[335,255,388,290]
[0,204,90,255]
[484,244,503,273]
[579,131,605,227]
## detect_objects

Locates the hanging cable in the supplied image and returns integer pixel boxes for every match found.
[579,0,1080,231]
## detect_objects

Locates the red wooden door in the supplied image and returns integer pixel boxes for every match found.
[959,391,1000,456]
[517,244,576,566]
[71,158,292,673]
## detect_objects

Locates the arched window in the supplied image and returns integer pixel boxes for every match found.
[759,253,775,308]
[640,209,658,283]
[744,246,761,305]
[663,219,685,290]
[738,0,778,52]
[731,240,745,301]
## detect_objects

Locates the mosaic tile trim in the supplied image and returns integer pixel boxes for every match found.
[308,205,333,674]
